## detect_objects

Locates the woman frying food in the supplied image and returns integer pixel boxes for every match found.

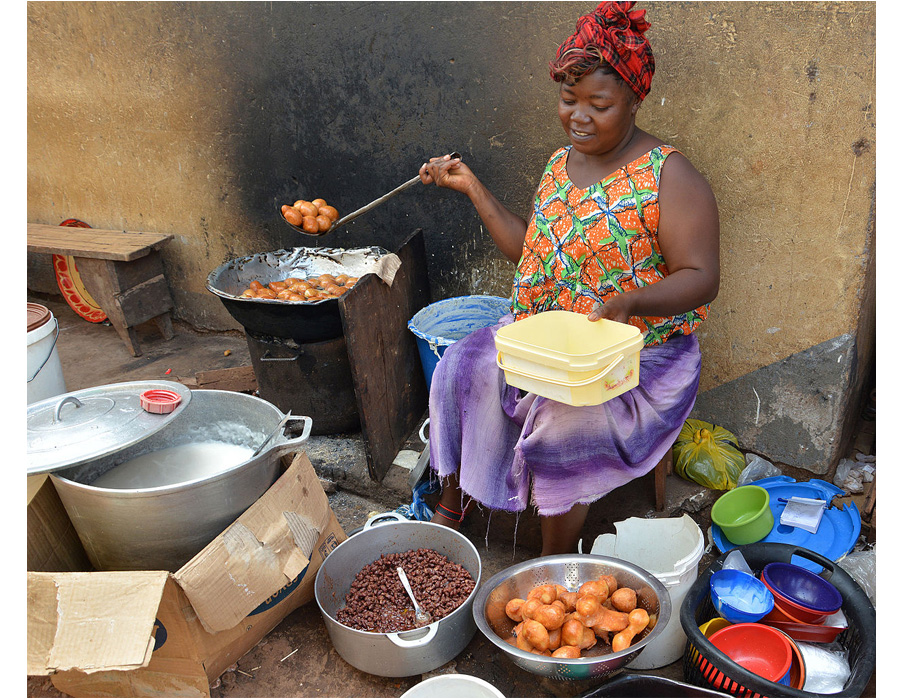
[420,1,720,555]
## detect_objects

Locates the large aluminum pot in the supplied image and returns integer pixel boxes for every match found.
[48,389,312,572]
[315,513,482,677]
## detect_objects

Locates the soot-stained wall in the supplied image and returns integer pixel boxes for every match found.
[27,2,875,474]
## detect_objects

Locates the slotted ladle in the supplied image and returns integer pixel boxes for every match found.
[280,152,461,237]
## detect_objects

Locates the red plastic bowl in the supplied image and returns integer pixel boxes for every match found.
[707,623,793,687]
[761,576,828,624]
[772,627,807,690]
[761,615,848,644]
[762,562,842,614]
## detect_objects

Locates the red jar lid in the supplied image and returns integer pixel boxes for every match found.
[140,389,183,414]
[27,303,52,333]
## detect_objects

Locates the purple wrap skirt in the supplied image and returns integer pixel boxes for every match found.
[428,316,701,517]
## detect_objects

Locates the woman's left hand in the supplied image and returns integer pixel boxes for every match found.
[588,294,633,323]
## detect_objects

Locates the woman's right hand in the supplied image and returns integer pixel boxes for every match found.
[419,153,475,195]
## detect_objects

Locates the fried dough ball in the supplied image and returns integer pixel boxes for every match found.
[551,645,582,659]
[521,620,551,652]
[527,585,558,605]
[578,579,610,603]
[532,603,565,631]
[505,598,527,622]
[610,587,637,613]
[521,598,543,621]
[558,590,579,612]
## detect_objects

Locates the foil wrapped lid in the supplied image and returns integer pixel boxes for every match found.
[27,381,192,476]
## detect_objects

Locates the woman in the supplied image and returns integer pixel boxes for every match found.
[419,2,719,555]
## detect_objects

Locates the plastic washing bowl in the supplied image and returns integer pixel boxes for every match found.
[762,562,843,614]
[707,623,792,687]
[710,486,774,545]
[760,576,828,625]
[709,569,774,623]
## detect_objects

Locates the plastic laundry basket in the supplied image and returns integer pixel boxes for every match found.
[588,514,705,669]
[681,543,875,697]
[408,295,511,389]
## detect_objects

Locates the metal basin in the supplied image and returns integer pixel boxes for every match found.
[473,554,671,682]
[315,513,482,677]
[48,390,312,571]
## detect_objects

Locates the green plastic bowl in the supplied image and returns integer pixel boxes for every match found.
[711,485,774,545]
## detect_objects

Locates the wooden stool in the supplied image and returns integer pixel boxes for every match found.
[652,445,674,512]
[28,223,176,357]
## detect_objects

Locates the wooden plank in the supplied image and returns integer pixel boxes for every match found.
[195,366,258,393]
[340,229,431,482]
[27,223,172,261]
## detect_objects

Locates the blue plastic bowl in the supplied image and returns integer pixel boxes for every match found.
[709,569,775,624]
[762,562,843,614]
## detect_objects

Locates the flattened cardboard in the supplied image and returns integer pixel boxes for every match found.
[28,571,167,675]
[49,577,211,697]
[173,452,331,633]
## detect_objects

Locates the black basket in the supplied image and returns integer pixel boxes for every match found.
[681,543,875,697]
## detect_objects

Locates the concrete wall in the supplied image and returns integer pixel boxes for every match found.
[27,2,875,475]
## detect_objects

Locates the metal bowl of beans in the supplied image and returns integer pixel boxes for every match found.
[314,512,482,677]
[473,554,671,681]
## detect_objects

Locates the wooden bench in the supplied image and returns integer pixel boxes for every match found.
[27,223,176,357]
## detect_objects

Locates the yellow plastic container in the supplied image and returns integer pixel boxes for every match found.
[494,310,643,406]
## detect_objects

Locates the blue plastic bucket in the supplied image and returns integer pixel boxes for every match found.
[408,295,511,389]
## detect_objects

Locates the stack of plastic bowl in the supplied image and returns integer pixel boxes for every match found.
[709,486,774,545]
[759,562,846,640]
[708,569,774,623]
[493,311,644,407]
[703,623,793,687]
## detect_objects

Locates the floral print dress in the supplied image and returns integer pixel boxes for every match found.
[511,145,709,346]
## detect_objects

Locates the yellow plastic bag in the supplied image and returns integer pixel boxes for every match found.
[673,419,744,491]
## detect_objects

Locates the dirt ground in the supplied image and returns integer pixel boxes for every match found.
[26,294,877,698]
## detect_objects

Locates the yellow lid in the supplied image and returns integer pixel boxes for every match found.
[495,311,642,371]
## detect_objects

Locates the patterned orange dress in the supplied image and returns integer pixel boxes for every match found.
[511,145,709,346]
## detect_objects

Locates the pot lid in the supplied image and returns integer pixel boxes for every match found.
[26,381,192,476]
[27,303,52,332]
[710,475,861,574]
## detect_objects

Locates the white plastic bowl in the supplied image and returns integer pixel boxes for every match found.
[401,674,505,698]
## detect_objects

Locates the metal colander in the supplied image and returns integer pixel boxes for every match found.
[472,554,671,682]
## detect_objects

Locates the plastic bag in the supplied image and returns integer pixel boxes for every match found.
[838,545,876,608]
[797,642,850,693]
[737,453,782,486]
[673,419,744,490]
[834,457,866,494]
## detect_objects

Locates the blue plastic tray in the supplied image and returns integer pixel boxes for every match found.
[710,476,861,573]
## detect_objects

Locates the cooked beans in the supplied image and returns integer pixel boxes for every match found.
[336,548,476,633]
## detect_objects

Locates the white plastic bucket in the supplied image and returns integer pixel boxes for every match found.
[27,303,66,404]
[587,514,705,669]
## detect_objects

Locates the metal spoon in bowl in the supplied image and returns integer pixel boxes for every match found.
[397,566,433,627]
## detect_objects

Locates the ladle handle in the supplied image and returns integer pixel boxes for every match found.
[325,151,462,233]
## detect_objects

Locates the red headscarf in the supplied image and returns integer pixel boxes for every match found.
[550,1,655,101]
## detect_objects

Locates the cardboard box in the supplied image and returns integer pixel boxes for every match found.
[27,452,346,697]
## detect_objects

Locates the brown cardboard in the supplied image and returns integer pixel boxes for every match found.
[27,474,92,572]
[173,447,334,633]
[27,452,347,697]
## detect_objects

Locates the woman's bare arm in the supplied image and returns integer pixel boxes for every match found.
[420,155,529,263]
